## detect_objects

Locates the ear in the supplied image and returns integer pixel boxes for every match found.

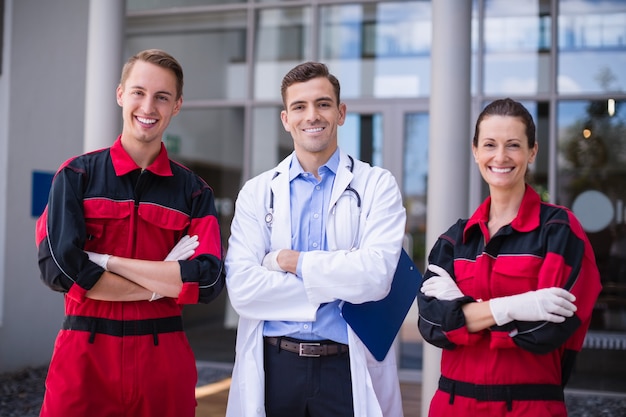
[337,102,347,126]
[172,96,183,116]
[280,110,290,132]
[528,142,538,164]
[471,144,479,163]
[116,85,124,107]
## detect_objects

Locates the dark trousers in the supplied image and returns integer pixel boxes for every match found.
[264,338,354,417]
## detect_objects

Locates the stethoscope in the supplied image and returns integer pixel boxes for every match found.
[265,156,362,248]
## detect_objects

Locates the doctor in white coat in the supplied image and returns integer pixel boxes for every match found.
[225,62,407,417]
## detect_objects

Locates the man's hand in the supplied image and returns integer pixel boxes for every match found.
[165,235,199,261]
[489,288,577,326]
[86,251,111,271]
[420,264,464,300]
[262,250,285,272]
[150,235,200,301]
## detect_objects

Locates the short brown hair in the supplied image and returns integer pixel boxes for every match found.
[119,49,184,100]
[280,62,341,107]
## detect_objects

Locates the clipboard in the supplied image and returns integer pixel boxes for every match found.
[341,249,422,361]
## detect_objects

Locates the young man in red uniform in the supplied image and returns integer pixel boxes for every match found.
[35,49,225,417]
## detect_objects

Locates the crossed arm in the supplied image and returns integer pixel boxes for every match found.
[85,235,199,302]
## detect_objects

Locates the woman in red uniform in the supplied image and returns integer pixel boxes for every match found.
[417,98,602,416]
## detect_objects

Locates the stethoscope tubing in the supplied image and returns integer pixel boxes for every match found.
[265,155,361,226]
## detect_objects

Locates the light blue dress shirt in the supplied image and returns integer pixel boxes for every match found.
[263,149,348,344]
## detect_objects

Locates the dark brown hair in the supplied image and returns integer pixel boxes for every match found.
[472,98,536,148]
[280,62,341,107]
[119,49,184,100]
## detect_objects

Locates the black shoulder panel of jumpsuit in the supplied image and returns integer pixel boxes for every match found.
[37,151,111,293]
[502,203,586,354]
[417,219,474,350]
[169,161,226,304]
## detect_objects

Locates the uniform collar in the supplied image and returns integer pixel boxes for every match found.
[463,184,541,242]
[110,136,173,177]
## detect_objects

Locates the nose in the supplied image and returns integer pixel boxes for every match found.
[306,107,320,122]
[494,145,507,161]
[141,96,156,114]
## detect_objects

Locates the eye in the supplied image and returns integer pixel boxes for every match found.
[156,95,170,102]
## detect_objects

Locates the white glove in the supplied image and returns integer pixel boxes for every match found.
[86,251,110,271]
[165,235,199,261]
[489,287,577,326]
[420,264,465,300]
[262,250,285,272]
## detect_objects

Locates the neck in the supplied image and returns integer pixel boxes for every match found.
[295,150,335,179]
[121,136,161,169]
[488,183,526,224]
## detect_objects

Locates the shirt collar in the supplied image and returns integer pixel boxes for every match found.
[463,184,541,242]
[289,148,340,181]
[110,136,173,177]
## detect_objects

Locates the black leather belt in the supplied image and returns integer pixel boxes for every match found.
[62,315,183,345]
[264,336,349,357]
[439,375,564,411]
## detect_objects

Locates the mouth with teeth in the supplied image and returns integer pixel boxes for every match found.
[490,167,513,174]
[136,116,157,127]
[304,127,324,133]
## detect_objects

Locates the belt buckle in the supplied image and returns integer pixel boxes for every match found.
[298,342,321,357]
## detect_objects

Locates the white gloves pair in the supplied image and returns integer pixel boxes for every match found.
[85,234,199,301]
[262,250,285,272]
[420,264,577,325]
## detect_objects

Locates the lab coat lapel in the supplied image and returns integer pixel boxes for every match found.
[329,152,354,209]
[269,155,292,250]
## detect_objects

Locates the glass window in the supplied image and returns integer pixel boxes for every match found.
[340,113,383,167]
[319,1,432,99]
[254,7,312,100]
[126,11,248,100]
[128,0,245,11]
[251,106,293,177]
[558,0,626,94]
[400,112,429,371]
[166,108,245,227]
[482,0,552,95]
[557,99,626,332]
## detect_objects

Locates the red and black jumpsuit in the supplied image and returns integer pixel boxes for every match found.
[418,185,601,417]
[35,137,225,417]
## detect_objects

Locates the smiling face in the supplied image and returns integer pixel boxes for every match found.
[472,115,538,194]
[280,76,346,165]
[116,60,182,151]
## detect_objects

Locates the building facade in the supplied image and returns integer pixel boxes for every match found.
[1,0,625,411]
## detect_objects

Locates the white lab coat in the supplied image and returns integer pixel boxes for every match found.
[225,151,407,417]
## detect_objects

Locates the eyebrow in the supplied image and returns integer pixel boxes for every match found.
[288,96,334,107]
[129,85,174,97]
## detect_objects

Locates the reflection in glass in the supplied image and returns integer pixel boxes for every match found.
[558,0,626,94]
[482,0,551,95]
[557,99,626,333]
[126,12,247,100]
[254,8,312,100]
[319,1,432,98]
